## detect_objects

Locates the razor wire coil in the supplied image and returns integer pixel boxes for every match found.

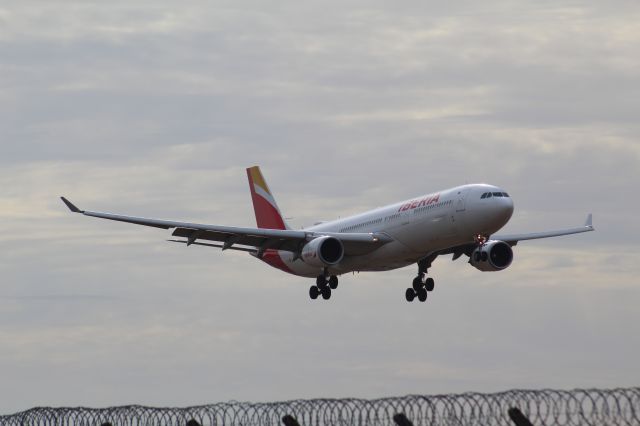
[1,387,638,425]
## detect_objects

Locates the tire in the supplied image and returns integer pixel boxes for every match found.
[425,277,435,292]
[316,275,327,286]
[309,286,320,300]
[405,288,415,302]
[321,286,332,300]
[412,276,423,291]
[329,275,338,289]
[417,287,427,302]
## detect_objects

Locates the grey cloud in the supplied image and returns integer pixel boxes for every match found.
[1,0,639,415]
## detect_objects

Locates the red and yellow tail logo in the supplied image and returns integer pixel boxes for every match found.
[246,166,289,230]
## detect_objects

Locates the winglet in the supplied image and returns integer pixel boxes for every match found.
[60,197,83,213]
[585,213,593,229]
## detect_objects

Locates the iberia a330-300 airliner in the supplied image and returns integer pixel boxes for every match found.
[61,166,594,303]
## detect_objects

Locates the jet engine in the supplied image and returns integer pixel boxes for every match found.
[469,240,513,272]
[301,236,344,267]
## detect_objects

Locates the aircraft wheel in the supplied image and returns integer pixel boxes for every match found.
[316,275,327,287]
[425,277,435,292]
[417,287,428,302]
[405,288,416,302]
[309,286,320,300]
[329,275,338,290]
[412,276,424,291]
[321,286,332,300]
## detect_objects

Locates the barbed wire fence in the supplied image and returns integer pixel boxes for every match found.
[1,387,638,426]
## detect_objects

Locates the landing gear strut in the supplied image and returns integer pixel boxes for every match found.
[309,274,339,301]
[405,257,436,303]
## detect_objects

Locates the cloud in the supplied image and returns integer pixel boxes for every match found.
[0,0,639,414]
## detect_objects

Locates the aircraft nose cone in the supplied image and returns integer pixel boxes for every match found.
[468,187,515,234]
[499,196,514,224]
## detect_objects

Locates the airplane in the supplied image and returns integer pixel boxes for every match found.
[61,166,594,303]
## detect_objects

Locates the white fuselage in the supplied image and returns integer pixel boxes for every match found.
[265,184,515,278]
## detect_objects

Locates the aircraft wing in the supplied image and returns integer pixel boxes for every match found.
[60,197,392,256]
[490,214,594,246]
[437,214,594,262]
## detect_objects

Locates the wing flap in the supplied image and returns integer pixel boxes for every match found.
[171,227,303,252]
[167,239,258,253]
[171,228,391,255]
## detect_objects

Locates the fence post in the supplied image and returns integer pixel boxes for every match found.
[393,413,414,426]
[508,408,534,426]
[282,414,301,426]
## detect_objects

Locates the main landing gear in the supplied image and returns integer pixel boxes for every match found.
[405,257,436,303]
[309,274,338,301]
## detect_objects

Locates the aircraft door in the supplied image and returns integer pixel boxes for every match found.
[452,188,467,236]
[456,189,467,212]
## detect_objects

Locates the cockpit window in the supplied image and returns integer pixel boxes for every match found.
[482,191,509,198]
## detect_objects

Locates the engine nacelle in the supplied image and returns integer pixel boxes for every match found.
[469,240,513,272]
[301,236,344,267]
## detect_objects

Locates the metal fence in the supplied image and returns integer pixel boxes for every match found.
[1,387,638,426]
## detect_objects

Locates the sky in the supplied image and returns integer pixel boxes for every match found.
[1,0,639,415]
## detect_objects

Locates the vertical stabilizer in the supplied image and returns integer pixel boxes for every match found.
[246,166,289,230]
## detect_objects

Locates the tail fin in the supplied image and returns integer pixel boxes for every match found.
[246,166,290,230]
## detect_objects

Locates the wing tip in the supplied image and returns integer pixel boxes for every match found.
[60,196,83,213]
[585,213,594,229]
